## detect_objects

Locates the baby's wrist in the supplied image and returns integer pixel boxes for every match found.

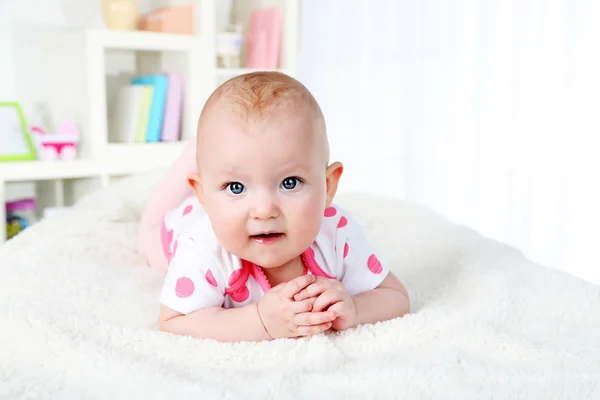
[255,302,274,341]
[349,296,360,328]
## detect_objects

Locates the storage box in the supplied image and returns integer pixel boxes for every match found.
[138,5,194,35]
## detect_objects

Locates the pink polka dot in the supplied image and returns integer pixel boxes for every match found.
[343,243,349,259]
[367,254,383,274]
[230,285,250,302]
[228,269,243,286]
[206,269,218,287]
[182,205,193,216]
[337,216,348,228]
[324,207,337,217]
[175,277,195,298]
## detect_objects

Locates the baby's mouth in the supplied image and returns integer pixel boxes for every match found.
[251,232,284,244]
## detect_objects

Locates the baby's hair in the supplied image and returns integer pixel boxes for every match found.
[196,71,330,167]
[201,71,325,124]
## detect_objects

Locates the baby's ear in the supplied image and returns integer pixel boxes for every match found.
[188,173,204,206]
[325,162,344,207]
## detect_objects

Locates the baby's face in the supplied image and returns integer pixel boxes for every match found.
[196,109,330,269]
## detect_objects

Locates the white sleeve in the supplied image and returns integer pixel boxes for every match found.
[159,236,225,315]
[335,210,389,296]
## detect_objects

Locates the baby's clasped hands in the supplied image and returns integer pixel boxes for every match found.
[294,276,357,331]
[257,274,356,339]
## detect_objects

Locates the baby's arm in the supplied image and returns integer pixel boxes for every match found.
[352,272,409,326]
[159,304,270,342]
[159,274,336,342]
[138,139,197,268]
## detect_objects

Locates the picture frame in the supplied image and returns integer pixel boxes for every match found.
[0,102,37,162]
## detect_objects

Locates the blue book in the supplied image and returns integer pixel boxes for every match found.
[131,74,168,143]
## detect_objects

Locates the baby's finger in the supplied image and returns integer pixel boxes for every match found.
[280,274,316,299]
[294,311,337,326]
[293,279,330,301]
[327,301,346,316]
[311,289,343,312]
[269,282,286,292]
[292,297,316,313]
[296,322,333,336]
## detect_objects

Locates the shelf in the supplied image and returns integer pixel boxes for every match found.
[0,160,102,182]
[0,142,188,181]
[86,29,200,52]
[104,142,188,175]
[216,68,290,77]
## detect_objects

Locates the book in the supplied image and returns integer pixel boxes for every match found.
[161,73,183,142]
[109,85,145,143]
[131,74,168,143]
[136,86,154,143]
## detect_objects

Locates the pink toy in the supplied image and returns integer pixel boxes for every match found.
[31,122,80,161]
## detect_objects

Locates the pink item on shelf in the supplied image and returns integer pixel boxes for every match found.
[138,5,194,35]
[5,198,38,239]
[31,121,80,161]
[245,8,283,69]
[267,8,283,68]
[161,73,183,142]
[245,11,268,68]
[5,198,37,213]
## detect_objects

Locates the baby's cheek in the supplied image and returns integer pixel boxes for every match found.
[295,196,324,236]
[301,201,322,220]
[208,205,243,247]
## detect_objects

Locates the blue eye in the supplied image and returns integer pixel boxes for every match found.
[227,182,245,195]
[281,177,301,190]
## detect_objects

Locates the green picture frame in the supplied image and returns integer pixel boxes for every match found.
[0,101,37,162]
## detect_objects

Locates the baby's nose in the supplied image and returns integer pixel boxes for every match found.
[250,193,280,220]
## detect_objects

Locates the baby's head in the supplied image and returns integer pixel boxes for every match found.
[189,72,343,269]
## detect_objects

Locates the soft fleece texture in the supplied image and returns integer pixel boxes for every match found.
[0,171,599,400]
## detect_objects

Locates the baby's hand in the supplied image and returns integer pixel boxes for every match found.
[257,274,337,339]
[294,277,357,331]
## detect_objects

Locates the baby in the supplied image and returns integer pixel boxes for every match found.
[138,72,409,342]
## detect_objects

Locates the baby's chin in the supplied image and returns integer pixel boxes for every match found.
[240,246,302,269]
[245,253,295,269]
[219,234,311,268]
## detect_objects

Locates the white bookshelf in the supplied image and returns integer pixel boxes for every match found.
[0,161,102,182]
[88,29,199,52]
[0,0,300,245]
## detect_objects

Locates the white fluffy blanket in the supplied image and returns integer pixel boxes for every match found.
[1,172,599,400]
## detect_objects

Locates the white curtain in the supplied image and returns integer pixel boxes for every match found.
[298,0,600,284]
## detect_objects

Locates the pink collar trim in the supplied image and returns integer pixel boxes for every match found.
[226,245,335,295]
[249,261,271,293]
[301,247,335,279]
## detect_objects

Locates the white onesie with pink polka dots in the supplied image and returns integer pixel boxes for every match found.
[159,197,389,314]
